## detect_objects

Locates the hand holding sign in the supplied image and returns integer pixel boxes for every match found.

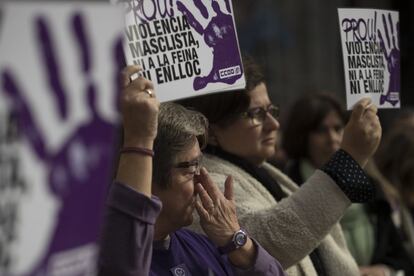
[341,98,382,167]
[120,65,159,147]
[120,0,245,102]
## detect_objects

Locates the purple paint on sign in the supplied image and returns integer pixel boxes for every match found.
[177,0,243,90]
[378,13,400,106]
[2,11,124,275]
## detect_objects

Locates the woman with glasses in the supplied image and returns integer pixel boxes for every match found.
[99,66,285,275]
[177,56,382,276]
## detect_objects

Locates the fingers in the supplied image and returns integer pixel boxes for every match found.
[360,101,381,139]
[195,198,210,218]
[198,167,221,203]
[193,0,208,18]
[364,103,378,115]
[195,169,234,218]
[36,17,68,119]
[223,175,233,201]
[129,75,155,93]
[360,100,379,125]
[120,65,156,98]
[350,98,372,121]
[120,65,141,88]
[196,182,215,213]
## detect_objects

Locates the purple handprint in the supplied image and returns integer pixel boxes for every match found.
[177,0,243,90]
[2,11,124,275]
[378,13,400,106]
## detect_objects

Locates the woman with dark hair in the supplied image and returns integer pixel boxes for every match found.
[178,56,382,275]
[283,94,414,275]
[282,93,346,185]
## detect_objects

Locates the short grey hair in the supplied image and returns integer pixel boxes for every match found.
[153,102,208,188]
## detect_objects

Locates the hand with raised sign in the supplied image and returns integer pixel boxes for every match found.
[341,98,382,167]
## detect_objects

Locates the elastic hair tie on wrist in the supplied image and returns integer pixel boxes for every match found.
[120,147,154,157]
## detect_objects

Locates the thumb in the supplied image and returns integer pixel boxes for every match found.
[350,98,372,121]
[223,175,233,201]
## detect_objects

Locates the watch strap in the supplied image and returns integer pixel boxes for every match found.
[218,229,247,254]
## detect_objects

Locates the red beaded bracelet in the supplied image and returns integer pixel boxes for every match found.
[119,147,154,157]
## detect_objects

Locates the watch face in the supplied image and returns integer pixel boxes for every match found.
[234,231,247,247]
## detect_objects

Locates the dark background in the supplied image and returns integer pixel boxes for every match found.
[232,0,413,131]
[1,0,412,130]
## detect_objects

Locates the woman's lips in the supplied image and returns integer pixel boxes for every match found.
[262,137,276,143]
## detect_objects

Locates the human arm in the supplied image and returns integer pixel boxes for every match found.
[194,167,285,275]
[209,166,354,270]
[115,65,159,197]
[191,99,381,270]
[98,182,162,276]
[98,65,160,275]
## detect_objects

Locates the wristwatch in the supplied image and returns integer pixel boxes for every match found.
[218,229,248,254]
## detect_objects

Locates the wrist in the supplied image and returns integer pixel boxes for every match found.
[123,137,154,150]
[227,237,255,269]
[339,147,367,168]
[120,147,154,157]
[322,149,374,203]
[218,228,248,254]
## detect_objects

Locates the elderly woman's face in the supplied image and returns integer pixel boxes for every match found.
[212,83,280,165]
[153,138,202,230]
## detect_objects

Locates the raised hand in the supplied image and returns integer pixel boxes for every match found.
[120,65,159,147]
[176,0,242,90]
[341,98,382,167]
[195,167,257,268]
[195,167,240,247]
[377,13,400,106]
[116,65,158,197]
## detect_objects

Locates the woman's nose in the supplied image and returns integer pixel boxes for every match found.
[327,128,343,144]
[264,113,280,131]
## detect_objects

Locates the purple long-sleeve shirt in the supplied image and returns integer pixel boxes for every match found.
[98,182,285,276]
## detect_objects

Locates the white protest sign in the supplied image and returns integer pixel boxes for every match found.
[338,8,400,109]
[117,0,246,102]
[0,2,123,275]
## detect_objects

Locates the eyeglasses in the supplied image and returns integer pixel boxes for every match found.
[241,104,280,125]
[174,158,202,176]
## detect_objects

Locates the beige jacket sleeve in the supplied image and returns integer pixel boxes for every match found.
[189,154,353,271]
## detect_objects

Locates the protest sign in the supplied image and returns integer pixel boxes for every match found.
[118,0,246,102]
[0,2,124,275]
[338,8,400,109]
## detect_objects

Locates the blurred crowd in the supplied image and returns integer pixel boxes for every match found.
[2,1,414,276]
